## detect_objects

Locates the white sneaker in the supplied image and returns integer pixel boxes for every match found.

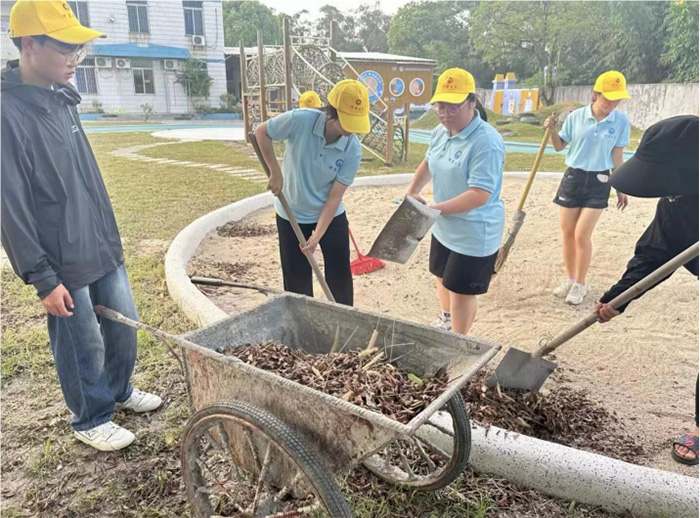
[117,389,163,413]
[432,313,451,331]
[74,421,135,451]
[553,279,574,298]
[566,283,587,305]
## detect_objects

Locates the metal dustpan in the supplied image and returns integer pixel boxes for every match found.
[368,195,441,264]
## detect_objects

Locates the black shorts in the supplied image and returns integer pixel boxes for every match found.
[553,168,611,209]
[429,236,497,295]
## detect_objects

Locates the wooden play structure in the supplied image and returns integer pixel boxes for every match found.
[238,20,435,165]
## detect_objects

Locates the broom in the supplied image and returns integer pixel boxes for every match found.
[494,121,554,274]
[349,228,385,275]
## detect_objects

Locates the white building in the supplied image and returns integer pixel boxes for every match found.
[2,0,227,115]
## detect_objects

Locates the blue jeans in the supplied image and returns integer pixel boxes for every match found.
[47,265,138,431]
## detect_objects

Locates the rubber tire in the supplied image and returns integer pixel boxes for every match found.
[363,393,471,491]
[181,400,353,518]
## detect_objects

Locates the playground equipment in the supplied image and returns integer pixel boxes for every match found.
[239,20,434,165]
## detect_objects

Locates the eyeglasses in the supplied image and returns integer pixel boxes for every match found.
[433,100,468,117]
[43,40,87,64]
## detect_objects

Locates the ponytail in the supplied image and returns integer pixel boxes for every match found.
[468,93,487,122]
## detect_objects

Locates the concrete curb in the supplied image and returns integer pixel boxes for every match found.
[164,172,699,517]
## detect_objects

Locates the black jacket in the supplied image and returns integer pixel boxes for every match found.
[599,195,699,312]
[1,61,123,299]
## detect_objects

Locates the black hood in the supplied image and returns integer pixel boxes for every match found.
[1,60,82,112]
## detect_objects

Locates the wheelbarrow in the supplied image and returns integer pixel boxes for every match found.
[97,291,500,517]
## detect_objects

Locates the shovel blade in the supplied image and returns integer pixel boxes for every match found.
[368,196,440,264]
[485,348,557,392]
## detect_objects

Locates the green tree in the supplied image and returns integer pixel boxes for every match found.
[176,59,214,99]
[661,1,699,82]
[223,1,282,47]
[387,1,495,87]
[470,2,617,103]
[355,2,392,52]
[316,5,363,51]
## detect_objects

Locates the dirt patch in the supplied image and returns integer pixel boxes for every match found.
[216,222,275,238]
[187,258,255,280]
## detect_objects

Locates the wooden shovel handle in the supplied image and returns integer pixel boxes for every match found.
[534,242,699,358]
[517,123,553,212]
[248,132,336,303]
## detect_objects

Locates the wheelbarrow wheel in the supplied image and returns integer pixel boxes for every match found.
[181,401,352,518]
[362,393,470,491]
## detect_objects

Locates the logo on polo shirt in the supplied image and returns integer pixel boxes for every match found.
[335,159,344,169]
[447,149,465,165]
[608,128,615,135]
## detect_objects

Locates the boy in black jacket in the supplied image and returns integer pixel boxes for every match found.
[2,1,161,451]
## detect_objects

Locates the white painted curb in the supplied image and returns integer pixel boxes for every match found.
[164,173,698,517]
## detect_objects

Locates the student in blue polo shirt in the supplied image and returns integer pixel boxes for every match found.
[544,70,631,305]
[407,68,505,335]
[253,80,369,306]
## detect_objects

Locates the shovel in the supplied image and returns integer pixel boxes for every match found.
[248,132,335,302]
[487,241,699,391]
[494,123,553,273]
[367,195,441,264]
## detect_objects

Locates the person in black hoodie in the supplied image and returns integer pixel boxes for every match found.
[594,115,699,466]
[2,1,161,451]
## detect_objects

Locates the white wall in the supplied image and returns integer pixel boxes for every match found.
[553,83,699,129]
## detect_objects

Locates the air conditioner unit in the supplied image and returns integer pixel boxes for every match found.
[95,56,112,69]
[191,35,205,47]
[162,59,178,70]
[115,58,131,69]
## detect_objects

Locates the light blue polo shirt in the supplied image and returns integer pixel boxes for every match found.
[559,105,630,171]
[266,108,362,224]
[426,113,506,257]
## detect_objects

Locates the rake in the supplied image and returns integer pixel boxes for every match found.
[349,228,384,275]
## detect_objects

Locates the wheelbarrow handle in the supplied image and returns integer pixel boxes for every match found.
[248,132,336,303]
[535,241,699,358]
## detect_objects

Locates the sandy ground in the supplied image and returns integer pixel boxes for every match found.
[192,176,698,477]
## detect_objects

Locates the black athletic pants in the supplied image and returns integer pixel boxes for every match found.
[276,212,353,306]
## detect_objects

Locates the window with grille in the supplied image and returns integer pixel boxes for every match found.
[127,0,149,33]
[132,59,155,94]
[67,1,90,27]
[75,57,98,94]
[183,1,203,36]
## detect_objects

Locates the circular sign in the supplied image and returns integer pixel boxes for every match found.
[410,78,425,97]
[359,70,384,103]
[389,77,405,97]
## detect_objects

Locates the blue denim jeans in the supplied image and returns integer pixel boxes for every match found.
[47,265,138,431]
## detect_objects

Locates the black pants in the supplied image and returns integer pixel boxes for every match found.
[276,212,353,306]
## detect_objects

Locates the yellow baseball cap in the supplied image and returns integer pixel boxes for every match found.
[299,91,322,109]
[430,68,476,104]
[327,80,370,134]
[10,0,105,45]
[593,70,630,101]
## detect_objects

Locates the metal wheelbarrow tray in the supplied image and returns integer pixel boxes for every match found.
[175,293,500,517]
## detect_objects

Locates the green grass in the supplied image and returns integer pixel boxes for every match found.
[139,140,261,170]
